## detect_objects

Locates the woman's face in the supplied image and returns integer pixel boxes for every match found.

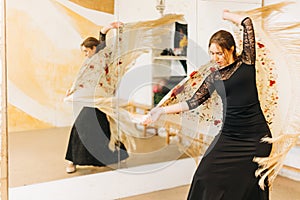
[81,46,97,58]
[209,43,233,67]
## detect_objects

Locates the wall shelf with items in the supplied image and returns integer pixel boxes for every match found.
[151,21,188,106]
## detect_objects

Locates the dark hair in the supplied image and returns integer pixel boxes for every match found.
[81,37,99,49]
[209,30,237,60]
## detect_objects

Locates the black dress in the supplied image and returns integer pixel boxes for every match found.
[186,18,272,200]
[65,107,129,166]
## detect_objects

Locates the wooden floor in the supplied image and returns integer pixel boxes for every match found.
[120,176,300,200]
[8,127,300,199]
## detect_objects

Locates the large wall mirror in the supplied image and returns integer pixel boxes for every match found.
[1,0,265,199]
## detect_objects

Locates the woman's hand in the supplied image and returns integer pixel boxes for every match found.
[222,9,230,20]
[109,21,124,29]
[222,9,245,24]
[101,21,124,34]
[142,107,165,126]
[142,102,188,125]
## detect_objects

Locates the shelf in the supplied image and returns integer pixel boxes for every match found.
[153,56,187,60]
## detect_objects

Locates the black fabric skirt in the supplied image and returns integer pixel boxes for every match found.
[187,130,272,200]
[65,107,129,166]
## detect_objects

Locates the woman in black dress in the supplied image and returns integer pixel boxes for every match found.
[65,22,129,173]
[143,10,272,200]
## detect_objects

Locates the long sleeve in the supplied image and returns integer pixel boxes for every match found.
[96,32,107,53]
[186,73,216,110]
[241,17,256,65]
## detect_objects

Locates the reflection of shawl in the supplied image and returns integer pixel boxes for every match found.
[155,2,300,189]
[64,14,185,151]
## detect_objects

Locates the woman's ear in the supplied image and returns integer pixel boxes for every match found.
[230,46,235,53]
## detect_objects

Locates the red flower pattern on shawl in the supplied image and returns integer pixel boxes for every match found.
[171,85,184,98]
[269,80,276,87]
[257,42,265,48]
[105,64,109,74]
[189,71,197,78]
[214,120,221,126]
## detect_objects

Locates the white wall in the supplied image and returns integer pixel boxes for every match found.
[263,0,300,22]
[114,0,160,22]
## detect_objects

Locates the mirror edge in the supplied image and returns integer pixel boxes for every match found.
[1,0,9,198]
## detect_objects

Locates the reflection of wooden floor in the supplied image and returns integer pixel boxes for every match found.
[9,127,187,187]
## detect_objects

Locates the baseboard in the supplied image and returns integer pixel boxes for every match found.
[9,157,198,200]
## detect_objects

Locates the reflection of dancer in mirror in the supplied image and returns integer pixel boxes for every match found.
[65,22,129,173]
[143,10,272,199]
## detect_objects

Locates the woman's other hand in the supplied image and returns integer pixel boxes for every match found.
[142,107,165,126]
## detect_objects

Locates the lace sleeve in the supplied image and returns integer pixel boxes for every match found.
[186,73,215,110]
[241,17,256,65]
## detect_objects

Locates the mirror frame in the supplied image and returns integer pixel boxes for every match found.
[1,0,9,199]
